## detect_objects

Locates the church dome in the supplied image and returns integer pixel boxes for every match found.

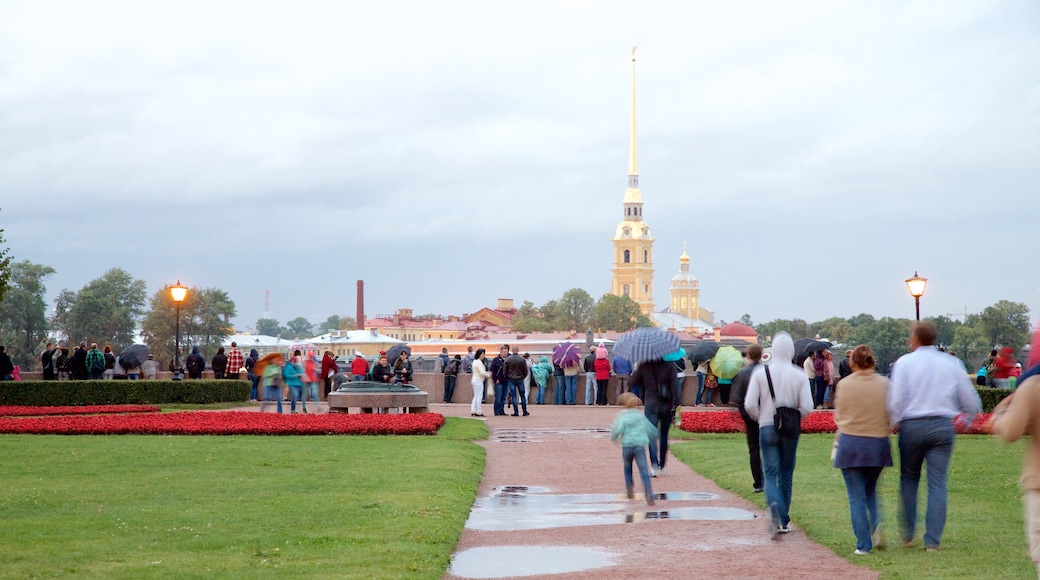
[720,322,758,337]
[670,245,697,287]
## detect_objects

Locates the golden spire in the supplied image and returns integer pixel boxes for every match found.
[629,45,638,179]
[680,242,690,264]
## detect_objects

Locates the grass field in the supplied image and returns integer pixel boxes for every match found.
[0,417,487,579]
[670,433,1035,579]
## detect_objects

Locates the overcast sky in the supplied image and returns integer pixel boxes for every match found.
[2,0,1038,331]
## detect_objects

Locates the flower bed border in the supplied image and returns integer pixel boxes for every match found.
[0,405,161,417]
[679,410,991,435]
[0,410,445,436]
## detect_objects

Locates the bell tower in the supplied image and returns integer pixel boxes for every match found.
[610,46,655,318]
[670,244,700,318]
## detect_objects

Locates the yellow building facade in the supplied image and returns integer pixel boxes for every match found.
[610,47,655,318]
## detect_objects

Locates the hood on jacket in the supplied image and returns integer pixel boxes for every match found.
[191,346,200,355]
[772,332,795,365]
[249,349,259,359]
[539,355,549,364]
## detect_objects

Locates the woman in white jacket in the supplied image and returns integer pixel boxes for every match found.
[471,348,490,417]
[745,331,814,537]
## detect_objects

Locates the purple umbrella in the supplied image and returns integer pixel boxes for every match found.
[552,342,582,368]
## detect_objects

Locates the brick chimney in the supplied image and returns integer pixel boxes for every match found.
[356,280,365,330]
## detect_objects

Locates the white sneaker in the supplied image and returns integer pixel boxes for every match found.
[854,549,870,555]
[658,466,667,475]
[650,466,659,477]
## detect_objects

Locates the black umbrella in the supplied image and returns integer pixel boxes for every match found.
[688,341,722,364]
[117,344,149,369]
[793,339,832,366]
[385,344,411,362]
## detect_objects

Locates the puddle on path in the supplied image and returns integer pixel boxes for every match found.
[449,546,617,578]
[465,485,753,531]
[491,427,610,443]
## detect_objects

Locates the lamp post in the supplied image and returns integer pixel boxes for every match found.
[905,271,927,321]
[170,281,188,380]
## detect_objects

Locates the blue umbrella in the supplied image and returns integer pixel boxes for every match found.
[612,327,682,364]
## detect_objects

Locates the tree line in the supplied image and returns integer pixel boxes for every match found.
[510,289,653,333]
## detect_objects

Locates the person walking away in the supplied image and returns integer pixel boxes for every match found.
[0,346,13,381]
[470,348,489,417]
[443,355,461,403]
[85,343,105,380]
[584,346,598,405]
[613,354,633,398]
[246,349,260,401]
[41,343,57,381]
[833,344,892,555]
[283,352,305,413]
[986,373,1040,575]
[887,321,982,551]
[225,342,244,381]
[142,355,158,380]
[503,346,530,416]
[531,355,552,404]
[729,345,764,493]
[185,347,205,379]
[745,332,813,537]
[320,351,338,397]
[490,345,509,415]
[672,356,687,403]
[610,392,659,505]
[301,350,320,413]
[351,352,369,382]
[260,357,284,413]
[594,343,611,405]
[552,361,566,405]
[631,358,679,476]
[211,347,227,379]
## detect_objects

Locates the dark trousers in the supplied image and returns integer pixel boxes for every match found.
[813,376,828,407]
[596,379,609,405]
[443,374,457,403]
[645,402,673,469]
[740,408,764,489]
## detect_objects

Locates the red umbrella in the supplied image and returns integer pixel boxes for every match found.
[552,342,582,368]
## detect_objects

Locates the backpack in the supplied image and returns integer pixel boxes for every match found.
[56,355,71,373]
[765,367,801,438]
[90,354,105,374]
[445,360,459,375]
[186,355,203,373]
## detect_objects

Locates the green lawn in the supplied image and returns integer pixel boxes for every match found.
[0,417,487,579]
[670,433,1034,578]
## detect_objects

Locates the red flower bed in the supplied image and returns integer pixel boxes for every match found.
[680,410,991,435]
[0,405,161,417]
[0,411,445,436]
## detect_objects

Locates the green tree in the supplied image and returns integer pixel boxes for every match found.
[140,285,236,366]
[849,317,912,373]
[338,315,356,330]
[555,288,595,332]
[847,313,876,327]
[54,268,147,351]
[320,315,340,332]
[255,318,283,337]
[756,319,791,343]
[590,294,651,332]
[952,324,989,368]
[739,314,754,327]
[978,300,1031,349]
[0,260,55,370]
[813,316,853,345]
[511,300,548,333]
[286,317,314,339]
[925,315,959,349]
[0,211,11,305]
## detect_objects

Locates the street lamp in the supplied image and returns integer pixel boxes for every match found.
[905,271,927,321]
[170,281,188,380]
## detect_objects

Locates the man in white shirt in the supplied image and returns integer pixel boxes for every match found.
[887,321,981,552]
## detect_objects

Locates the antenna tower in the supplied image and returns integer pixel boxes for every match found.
[264,290,271,319]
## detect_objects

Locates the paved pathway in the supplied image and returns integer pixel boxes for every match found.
[433,402,877,580]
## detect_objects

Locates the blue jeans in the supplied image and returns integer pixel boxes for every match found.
[249,375,259,400]
[645,402,673,469]
[553,376,565,404]
[289,384,302,412]
[760,424,800,527]
[493,381,506,415]
[262,385,283,413]
[507,379,528,415]
[585,372,597,404]
[302,381,320,412]
[813,376,827,407]
[535,381,546,404]
[352,374,366,382]
[564,375,578,405]
[695,372,706,404]
[898,417,954,548]
[443,374,457,402]
[623,446,653,497]
[843,466,884,552]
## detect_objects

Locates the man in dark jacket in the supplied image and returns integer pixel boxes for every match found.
[0,346,13,380]
[185,346,205,379]
[489,345,509,416]
[443,355,461,403]
[584,347,597,405]
[71,342,88,380]
[503,346,530,417]
[40,343,57,380]
[729,345,765,493]
[631,359,679,476]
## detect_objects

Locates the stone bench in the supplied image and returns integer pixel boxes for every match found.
[327,390,429,414]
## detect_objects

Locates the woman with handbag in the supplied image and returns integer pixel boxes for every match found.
[832,344,892,555]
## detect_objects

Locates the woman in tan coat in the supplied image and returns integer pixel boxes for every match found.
[833,344,892,555]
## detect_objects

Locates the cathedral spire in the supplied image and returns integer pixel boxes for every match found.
[628,45,638,188]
